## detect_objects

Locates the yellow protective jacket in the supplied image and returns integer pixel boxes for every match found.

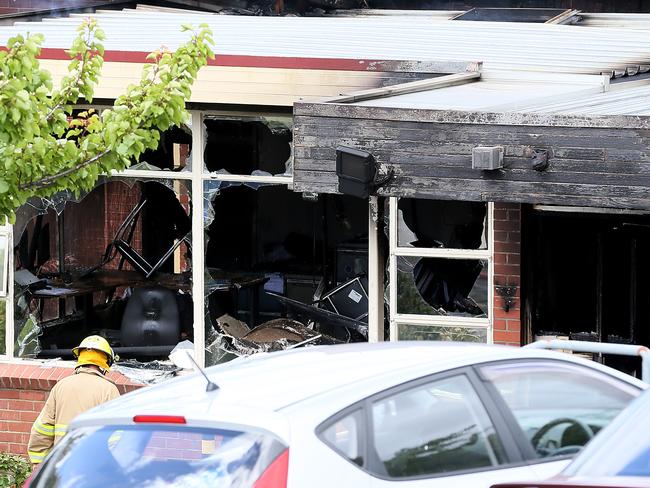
[27,366,120,463]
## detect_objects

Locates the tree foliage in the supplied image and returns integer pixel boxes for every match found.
[0,19,214,221]
[0,451,31,488]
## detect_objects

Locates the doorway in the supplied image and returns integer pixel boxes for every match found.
[524,207,650,374]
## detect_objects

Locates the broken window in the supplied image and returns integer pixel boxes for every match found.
[398,198,488,249]
[203,183,368,365]
[203,115,293,176]
[66,108,192,173]
[132,125,192,171]
[388,197,492,342]
[13,177,193,362]
[396,256,488,317]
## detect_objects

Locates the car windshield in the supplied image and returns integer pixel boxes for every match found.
[564,390,650,478]
[31,424,287,488]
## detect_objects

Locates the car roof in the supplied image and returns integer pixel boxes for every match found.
[74,342,645,440]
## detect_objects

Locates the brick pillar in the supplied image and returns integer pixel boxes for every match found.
[493,203,522,346]
[0,363,143,457]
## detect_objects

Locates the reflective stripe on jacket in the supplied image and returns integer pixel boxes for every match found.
[27,367,120,463]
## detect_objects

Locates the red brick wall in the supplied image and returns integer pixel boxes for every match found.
[0,363,143,457]
[493,203,522,346]
[36,181,143,321]
[64,181,142,271]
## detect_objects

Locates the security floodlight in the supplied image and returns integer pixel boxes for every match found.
[336,146,377,199]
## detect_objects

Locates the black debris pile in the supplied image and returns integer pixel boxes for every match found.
[215,314,341,356]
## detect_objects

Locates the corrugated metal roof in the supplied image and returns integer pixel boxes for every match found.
[1,7,650,77]
[525,79,650,115]
[6,6,650,114]
[352,72,609,111]
[350,71,650,116]
[579,12,650,30]
[326,9,460,18]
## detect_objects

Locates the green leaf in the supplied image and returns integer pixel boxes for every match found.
[0,22,213,220]
[10,108,20,123]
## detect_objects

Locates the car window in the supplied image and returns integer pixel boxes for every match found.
[370,374,507,479]
[320,409,365,467]
[480,361,639,460]
[32,425,287,488]
[564,390,650,478]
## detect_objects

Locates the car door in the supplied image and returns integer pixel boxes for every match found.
[476,359,641,477]
[364,369,539,488]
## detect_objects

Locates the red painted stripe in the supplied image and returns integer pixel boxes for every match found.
[36,47,382,71]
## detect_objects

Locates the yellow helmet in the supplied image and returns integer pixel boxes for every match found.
[72,335,117,367]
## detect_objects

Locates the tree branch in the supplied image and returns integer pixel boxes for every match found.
[21,56,168,191]
[19,148,110,191]
[45,27,96,123]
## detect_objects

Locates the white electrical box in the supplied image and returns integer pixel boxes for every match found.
[472,146,504,170]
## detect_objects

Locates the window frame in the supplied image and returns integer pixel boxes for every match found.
[0,224,11,358]
[474,358,644,464]
[388,197,494,342]
[316,366,526,482]
[3,110,296,364]
[0,228,9,298]
[316,405,368,471]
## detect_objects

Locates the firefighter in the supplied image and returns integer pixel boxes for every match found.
[27,335,121,465]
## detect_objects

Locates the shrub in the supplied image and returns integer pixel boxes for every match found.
[0,452,32,488]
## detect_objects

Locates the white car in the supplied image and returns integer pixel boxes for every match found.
[492,387,650,488]
[27,342,646,488]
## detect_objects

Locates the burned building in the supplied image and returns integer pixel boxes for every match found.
[292,23,650,374]
[1,6,650,379]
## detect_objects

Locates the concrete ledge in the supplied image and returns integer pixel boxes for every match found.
[0,362,143,394]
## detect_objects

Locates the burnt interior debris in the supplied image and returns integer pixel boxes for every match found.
[12,114,650,367]
[200,116,370,363]
[13,119,372,364]
[525,208,650,374]
[212,314,341,358]
[14,179,193,360]
[203,184,369,363]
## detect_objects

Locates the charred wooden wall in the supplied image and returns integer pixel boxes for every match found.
[293,103,650,210]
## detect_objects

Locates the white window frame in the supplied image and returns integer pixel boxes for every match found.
[387,197,494,343]
[0,223,12,358]
[194,111,294,365]
[2,110,294,365]
[0,227,9,298]
[118,111,294,366]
